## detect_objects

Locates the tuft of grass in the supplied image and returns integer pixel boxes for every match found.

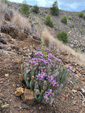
[11,11,31,31]
[74,49,82,53]
[70,23,75,28]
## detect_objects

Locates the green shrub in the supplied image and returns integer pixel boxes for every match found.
[20,1,30,17]
[44,15,54,27]
[57,31,68,43]
[78,12,83,18]
[50,0,59,16]
[71,23,75,28]
[61,16,67,24]
[32,5,39,14]
[68,16,72,20]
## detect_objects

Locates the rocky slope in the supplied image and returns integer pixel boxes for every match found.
[8,2,85,52]
[0,1,85,113]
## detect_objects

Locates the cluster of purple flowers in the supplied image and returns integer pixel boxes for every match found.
[47,53,54,58]
[36,72,47,80]
[34,51,43,57]
[44,89,54,101]
[29,57,54,66]
[47,75,59,87]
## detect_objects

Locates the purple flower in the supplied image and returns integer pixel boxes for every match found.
[56,58,62,62]
[48,76,54,81]
[44,94,49,102]
[55,82,59,87]
[35,51,43,56]
[50,80,56,86]
[36,74,44,80]
[26,68,30,74]
[65,65,72,71]
[46,89,54,96]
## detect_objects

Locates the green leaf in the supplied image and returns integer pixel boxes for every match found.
[30,80,35,90]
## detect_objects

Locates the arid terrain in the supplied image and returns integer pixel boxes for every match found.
[0,1,85,113]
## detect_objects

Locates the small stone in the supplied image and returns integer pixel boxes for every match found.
[80,86,85,94]
[21,103,29,109]
[39,107,41,110]
[12,83,16,88]
[15,87,24,96]
[5,74,9,77]
[22,89,34,101]
[73,86,81,91]
[72,100,76,105]
[7,47,11,51]
[19,74,23,82]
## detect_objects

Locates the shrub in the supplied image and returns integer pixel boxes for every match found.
[61,16,67,24]
[44,15,54,27]
[32,5,39,14]
[22,45,71,103]
[57,31,68,43]
[78,12,83,18]
[71,23,75,28]
[50,0,59,16]
[68,16,72,20]
[20,1,30,17]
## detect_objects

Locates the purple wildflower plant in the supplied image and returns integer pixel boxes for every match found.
[23,46,71,103]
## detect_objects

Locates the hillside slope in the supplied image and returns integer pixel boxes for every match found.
[0,1,85,113]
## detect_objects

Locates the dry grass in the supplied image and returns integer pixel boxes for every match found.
[11,11,31,31]
[0,0,31,31]
[42,28,85,67]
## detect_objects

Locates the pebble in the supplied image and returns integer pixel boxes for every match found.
[72,100,76,104]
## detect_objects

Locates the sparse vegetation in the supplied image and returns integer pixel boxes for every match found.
[68,15,72,20]
[50,0,59,16]
[78,12,83,18]
[61,16,67,24]
[20,1,30,17]
[75,49,82,53]
[71,23,75,28]
[57,31,68,43]
[79,29,83,35]
[32,5,39,14]
[44,15,54,27]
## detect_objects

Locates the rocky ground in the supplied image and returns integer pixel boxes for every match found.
[0,1,85,113]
